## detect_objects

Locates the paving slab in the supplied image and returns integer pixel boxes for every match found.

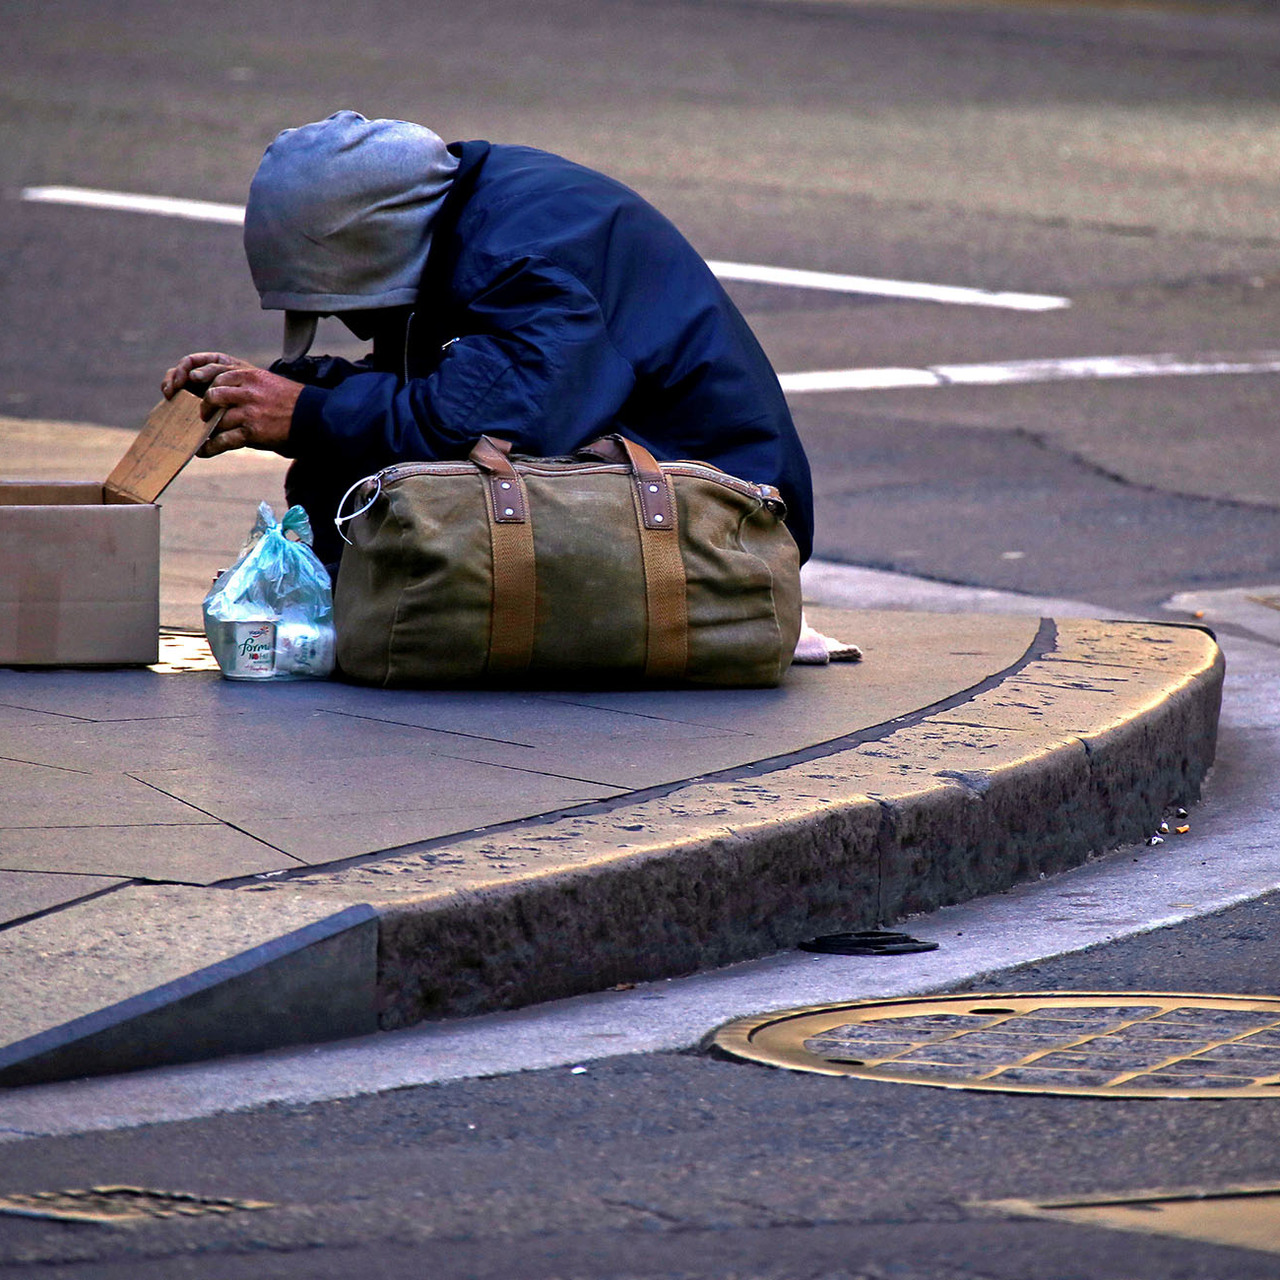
[0,825,298,883]
[0,609,1037,881]
[0,870,128,928]
[133,753,622,864]
[0,757,211,828]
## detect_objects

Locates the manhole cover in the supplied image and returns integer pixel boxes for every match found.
[0,1186,273,1225]
[983,1184,1280,1254]
[713,992,1280,1097]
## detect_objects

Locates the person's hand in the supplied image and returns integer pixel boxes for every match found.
[196,366,304,457]
[161,351,252,400]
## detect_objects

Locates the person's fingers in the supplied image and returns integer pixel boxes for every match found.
[162,352,243,398]
[200,389,252,425]
[193,355,255,387]
[202,394,257,438]
[197,421,250,457]
[203,377,251,409]
[192,368,297,453]
[197,433,229,458]
[161,355,196,398]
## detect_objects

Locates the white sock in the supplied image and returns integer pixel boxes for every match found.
[793,614,863,665]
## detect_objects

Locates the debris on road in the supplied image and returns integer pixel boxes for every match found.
[799,930,939,956]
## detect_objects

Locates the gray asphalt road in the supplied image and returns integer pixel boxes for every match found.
[5,1,1280,1276]
[6,896,1280,1280]
[4,0,1280,610]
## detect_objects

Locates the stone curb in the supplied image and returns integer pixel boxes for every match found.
[258,618,1223,1028]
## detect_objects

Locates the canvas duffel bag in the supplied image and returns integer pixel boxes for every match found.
[331,433,802,687]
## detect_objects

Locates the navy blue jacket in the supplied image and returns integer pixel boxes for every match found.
[280,142,814,565]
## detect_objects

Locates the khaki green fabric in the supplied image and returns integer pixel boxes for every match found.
[333,449,802,687]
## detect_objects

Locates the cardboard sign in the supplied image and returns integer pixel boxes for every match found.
[104,394,219,505]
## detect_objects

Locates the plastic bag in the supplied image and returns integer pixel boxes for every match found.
[203,503,335,680]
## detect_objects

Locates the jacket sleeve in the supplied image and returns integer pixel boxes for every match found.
[287,256,637,473]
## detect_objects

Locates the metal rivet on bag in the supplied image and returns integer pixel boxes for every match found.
[653,513,664,522]
[500,481,511,489]
[648,484,659,492]
[504,508,515,516]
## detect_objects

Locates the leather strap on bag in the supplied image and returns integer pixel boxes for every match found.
[583,434,688,680]
[470,436,536,673]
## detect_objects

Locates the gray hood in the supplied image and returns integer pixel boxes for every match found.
[244,111,460,357]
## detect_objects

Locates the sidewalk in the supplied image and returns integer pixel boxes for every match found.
[0,415,1224,1087]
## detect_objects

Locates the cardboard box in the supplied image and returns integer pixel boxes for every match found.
[0,395,214,666]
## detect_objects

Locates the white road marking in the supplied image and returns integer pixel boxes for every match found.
[706,259,1069,311]
[42,189,1266,391]
[0,568,1274,1143]
[21,185,245,224]
[20,186,1068,312]
[779,351,1280,392]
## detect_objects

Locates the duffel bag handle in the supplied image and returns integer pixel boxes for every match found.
[467,435,536,673]
[469,435,528,524]
[579,434,675,532]
[580,433,688,679]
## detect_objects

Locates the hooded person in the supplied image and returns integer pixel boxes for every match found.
[164,110,816,576]
[243,112,461,371]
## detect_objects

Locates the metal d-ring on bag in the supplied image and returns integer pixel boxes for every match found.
[330,433,802,687]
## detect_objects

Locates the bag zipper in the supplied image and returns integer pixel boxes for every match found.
[375,458,785,506]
